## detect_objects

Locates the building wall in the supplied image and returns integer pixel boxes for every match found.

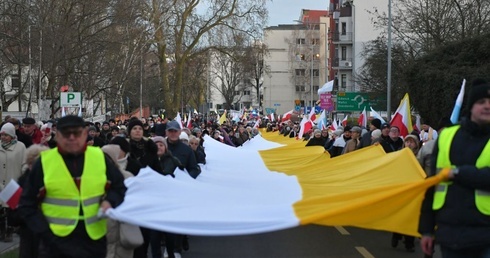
[264,23,329,115]
[353,0,388,90]
[263,28,295,114]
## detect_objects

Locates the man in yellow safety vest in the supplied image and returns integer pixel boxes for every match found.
[18,115,126,258]
[418,79,490,258]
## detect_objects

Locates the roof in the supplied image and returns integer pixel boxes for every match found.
[300,9,328,23]
[264,24,308,31]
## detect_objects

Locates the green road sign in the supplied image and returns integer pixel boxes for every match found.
[336,92,387,111]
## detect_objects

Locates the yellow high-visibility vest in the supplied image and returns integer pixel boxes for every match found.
[433,125,490,215]
[40,146,107,240]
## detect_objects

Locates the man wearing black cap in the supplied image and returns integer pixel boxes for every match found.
[419,79,490,257]
[327,125,352,157]
[18,115,126,257]
[359,118,382,149]
[21,117,43,144]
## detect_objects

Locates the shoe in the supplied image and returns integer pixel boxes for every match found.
[391,236,399,248]
[174,253,182,258]
[182,236,189,251]
[163,248,169,258]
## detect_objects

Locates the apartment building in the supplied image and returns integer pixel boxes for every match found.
[263,10,329,114]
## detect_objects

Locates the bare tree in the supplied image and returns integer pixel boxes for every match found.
[144,0,267,117]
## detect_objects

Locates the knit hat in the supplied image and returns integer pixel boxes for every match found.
[0,123,16,138]
[313,129,321,136]
[109,136,130,154]
[179,132,189,141]
[468,79,490,109]
[151,136,167,148]
[371,129,382,138]
[88,126,97,132]
[333,129,343,137]
[370,118,381,129]
[350,126,362,133]
[127,119,143,133]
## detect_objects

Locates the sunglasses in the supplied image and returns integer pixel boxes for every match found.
[60,129,84,138]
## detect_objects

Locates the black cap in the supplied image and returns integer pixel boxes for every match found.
[343,125,352,132]
[110,136,130,153]
[371,118,382,129]
[468,79,490,109]
[381,123,390,129]
[22,117,36,125]
[57,115,85,131]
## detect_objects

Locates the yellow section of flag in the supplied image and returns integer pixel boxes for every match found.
[260,131,446,236]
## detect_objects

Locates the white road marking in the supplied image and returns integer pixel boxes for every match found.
[334,226,350,235]
[355,246,375,258]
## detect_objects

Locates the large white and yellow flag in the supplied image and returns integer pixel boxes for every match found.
[107,132,446,236]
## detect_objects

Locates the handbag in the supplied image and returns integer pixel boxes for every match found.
[119,222,144,248]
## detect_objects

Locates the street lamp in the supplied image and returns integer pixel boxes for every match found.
[387,0,392,120]
[294,20,328,111]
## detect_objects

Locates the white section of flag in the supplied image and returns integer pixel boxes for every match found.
[107,135,302,236]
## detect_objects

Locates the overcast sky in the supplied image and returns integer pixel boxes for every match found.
[266,0,329,26]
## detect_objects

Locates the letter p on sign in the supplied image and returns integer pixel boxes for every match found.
[60,92,82,107]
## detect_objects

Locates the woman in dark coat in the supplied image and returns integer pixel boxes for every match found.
[150,136,182,258]
[126,119,162,258]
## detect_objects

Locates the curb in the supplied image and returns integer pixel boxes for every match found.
[0,243,18,255]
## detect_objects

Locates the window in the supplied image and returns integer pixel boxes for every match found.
[234,91,240,96]
[341,74,347,88]
[341,46,347,60]
[295,69,306,76]
[243,91,251,95]
[243,79,251,84]
[295,85,306,92]
[313,85,319,92]
[296,38,306,45]
[312,69,319,77]
[311,38,320,45]
[341,22,347,35]
[11,74,20,89]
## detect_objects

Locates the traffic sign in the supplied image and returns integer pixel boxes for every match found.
[60,92,82,107]
[336,92,386,111]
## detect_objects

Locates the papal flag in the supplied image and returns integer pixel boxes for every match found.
[107,133,447,237]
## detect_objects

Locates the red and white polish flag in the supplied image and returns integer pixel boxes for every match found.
[0,180,23,209]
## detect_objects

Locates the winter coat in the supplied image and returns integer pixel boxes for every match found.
[418,119,490,250]
[0,141,26,206]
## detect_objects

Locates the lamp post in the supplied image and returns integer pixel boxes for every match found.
[387,0,392,120]
[294,20,328,112]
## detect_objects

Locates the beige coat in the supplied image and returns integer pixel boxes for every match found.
[103,145,141,258]
[0,141,26,207]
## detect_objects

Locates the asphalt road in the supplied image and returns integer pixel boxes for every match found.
[179,225,441,258]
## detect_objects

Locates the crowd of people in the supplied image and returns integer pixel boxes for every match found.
[0,80,488,258]
[0,112,266,258]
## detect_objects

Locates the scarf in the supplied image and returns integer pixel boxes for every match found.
[1,139,17,150]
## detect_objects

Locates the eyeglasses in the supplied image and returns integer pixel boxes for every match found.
[60,129,84,138]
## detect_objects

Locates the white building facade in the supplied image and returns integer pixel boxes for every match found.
[263,22,329,115]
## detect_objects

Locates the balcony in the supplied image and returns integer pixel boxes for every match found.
[331,58,353,70]
[332,32,353,43]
